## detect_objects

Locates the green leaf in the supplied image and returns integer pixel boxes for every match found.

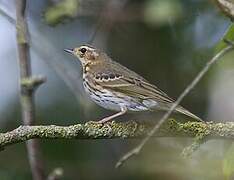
[143,0,183,27]
[215,24,234,53]
[44,0,79,26]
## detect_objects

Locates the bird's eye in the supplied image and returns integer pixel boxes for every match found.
[80,48,87,54]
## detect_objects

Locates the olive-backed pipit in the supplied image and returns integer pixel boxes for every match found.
[64,45,202,123]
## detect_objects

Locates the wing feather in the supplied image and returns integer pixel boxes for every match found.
[94,72,173,104]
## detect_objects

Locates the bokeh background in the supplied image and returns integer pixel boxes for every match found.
[1,0,234,179]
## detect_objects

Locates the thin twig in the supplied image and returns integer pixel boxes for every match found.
[15,1,45,180]
[0,5,15,24]
[87,5,105,45]
[87,0,128,44]
[116,42,234,168]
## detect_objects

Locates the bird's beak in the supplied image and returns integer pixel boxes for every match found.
[64,48,74,54]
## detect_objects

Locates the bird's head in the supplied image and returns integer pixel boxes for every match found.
[64,45,102,66]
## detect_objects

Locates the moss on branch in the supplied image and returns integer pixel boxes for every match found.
[0,119,234,150]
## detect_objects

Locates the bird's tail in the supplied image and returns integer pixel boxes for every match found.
[175,106,203,122]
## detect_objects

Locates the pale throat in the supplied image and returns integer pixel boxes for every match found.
[84,64,91,74]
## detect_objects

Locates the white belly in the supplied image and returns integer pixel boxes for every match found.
[83,81,149,112]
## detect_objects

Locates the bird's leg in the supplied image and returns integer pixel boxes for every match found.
[97,107,127,123]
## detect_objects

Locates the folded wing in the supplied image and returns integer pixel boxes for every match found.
[93,71,202,121]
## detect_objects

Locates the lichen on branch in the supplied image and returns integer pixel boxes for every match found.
[0,119,234,150]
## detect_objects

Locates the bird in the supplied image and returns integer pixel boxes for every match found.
[64,45,202,123]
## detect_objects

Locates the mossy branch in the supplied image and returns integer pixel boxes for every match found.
[0,119,234,150]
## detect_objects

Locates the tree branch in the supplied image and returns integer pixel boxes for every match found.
[0,119,234,150]
[15,1,45,179]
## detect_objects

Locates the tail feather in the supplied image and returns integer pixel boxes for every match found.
[175,106,203,122]
[142,99,203,121]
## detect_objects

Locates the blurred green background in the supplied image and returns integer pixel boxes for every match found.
[1,0,234,179]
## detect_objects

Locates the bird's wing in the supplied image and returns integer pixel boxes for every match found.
[92,57,202,121]
[93,71,203,121]
[94,71,174,105]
